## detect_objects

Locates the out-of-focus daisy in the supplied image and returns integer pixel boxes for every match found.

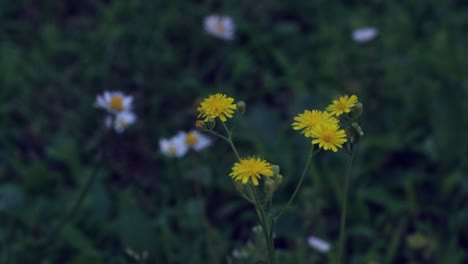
[352,27,378,43]
[159,132,189,158]
[204,14,235,40]
[96,91,133,114]
[307,236,331,253]
[197,93,237,122]
[105,111,137,133]
[185,130,212,151]
[229,157,273,186]
[114,111,137,133]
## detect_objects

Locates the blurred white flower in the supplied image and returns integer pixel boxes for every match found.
[185,130,212,151]
[204,14,235,40]
[105,111,137,133]
[307,235,331,253]
[114,111,137,133]
[159,132,189,158]
[352,27,378,43]
[95,91,133,114]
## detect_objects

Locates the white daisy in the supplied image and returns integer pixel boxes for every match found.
[114,111,137,133]
[159,132,189,158]
[105,111,137,133]
[95,91,133,114]
[185,130,212,151]
[352,27,378,43]
[307,235,331,253]
[204,14,235,40]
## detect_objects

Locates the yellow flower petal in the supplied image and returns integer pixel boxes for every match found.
[229,157,273,186]
[197,93,237,122]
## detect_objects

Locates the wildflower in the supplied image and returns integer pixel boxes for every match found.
[307,236,331,253]
[197,93,237,122]
[352,27,378,43]
[204,14,235,40]
[106,111,137,133]
[159,132,189,158]
[95,91,133,114]
[292,110,339,137]
[230,157,273,186]
[185,130,212,151]
[311,124,347,152]
[326,95,359,116]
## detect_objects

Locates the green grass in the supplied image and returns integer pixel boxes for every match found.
[1,0,468,263]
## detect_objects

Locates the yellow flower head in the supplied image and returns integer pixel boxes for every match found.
[311,124,347,152]
[197,93,237,122]
[326,95,358,116]
[229,157,274,186]
[292,110,339,137]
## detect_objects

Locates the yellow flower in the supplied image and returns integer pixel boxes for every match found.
[292,110,339,137]
[326,95,358,116]
[311,124,347,152]
[197,93,237,122]
[229,157,274,186]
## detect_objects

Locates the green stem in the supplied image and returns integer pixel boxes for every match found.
[217,120,276,263]
[45,152,101,243]
[258,207,276,264]
[275,145,316,220]
[337,146,356,264]
[220,122,241,161]
[250,185,275,264]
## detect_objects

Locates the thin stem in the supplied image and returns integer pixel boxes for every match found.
[45,151,101,243]
[202,128,231,143]
[275,145,316,220]
[337,145,356,264]
[250,185,275,264]
[208,121,252,202]
[216,120,276,263]
[220,121,240,161]
[258,208,275,264]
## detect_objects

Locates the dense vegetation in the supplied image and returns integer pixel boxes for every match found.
[1,0,467,263]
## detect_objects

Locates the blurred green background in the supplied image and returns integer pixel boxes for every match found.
[1,0,468,263]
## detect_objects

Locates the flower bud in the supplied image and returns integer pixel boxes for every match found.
[195,120,206,130]
[236,101,246,114]
[348,102,363,120]
[346,122,364,144]
[264,178,276,198]
[206,118,216,130]
[352,122,364,136]
[273,174,283,190]
[271,164,280,176]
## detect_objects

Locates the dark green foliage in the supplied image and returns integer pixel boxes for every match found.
[1,0,468,263]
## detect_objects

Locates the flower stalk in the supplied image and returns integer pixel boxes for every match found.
[337,145,356,264]
[195,93,362,264]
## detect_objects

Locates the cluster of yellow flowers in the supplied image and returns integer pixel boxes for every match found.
[196,93,274,186]
[195,93,362,186]
[292,95,360,152]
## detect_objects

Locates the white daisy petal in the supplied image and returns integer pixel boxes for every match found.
[186,130,212,151]
[352,27,378,43]
[160,132,189,158]
[113,111,137,133]
[204,14,235,40]
[95,90,134,114]
[307,236,331,253]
